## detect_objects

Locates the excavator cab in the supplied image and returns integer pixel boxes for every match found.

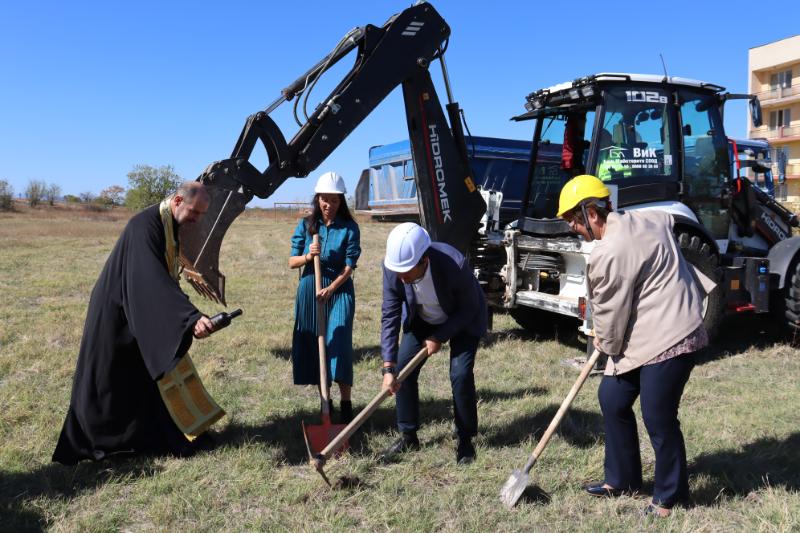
[513,74,739,239]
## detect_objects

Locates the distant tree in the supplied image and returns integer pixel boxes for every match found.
[99,185,126,207]
[45,183,62,206]
[25,180,47,207]
[64,194,81,203]
[0,179,13,210]
[125,165,181,210]
[79,191,95,204]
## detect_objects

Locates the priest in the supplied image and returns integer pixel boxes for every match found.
[53,182,216,464]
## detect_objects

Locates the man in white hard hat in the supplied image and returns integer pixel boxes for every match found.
[379,222,487,465]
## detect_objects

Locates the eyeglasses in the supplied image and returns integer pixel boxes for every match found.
[563,211,584,229]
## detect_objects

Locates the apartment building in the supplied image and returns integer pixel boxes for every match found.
[749,35,800,200]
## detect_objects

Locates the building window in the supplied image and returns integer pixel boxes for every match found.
[769,109,792,130]
[770,69,792,90]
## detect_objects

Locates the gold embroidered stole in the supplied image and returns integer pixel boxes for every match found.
[156,197,225,439]
[159,197,181,282]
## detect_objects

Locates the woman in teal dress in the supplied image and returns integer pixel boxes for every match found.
[288,172,361,423]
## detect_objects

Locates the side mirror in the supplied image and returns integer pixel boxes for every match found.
[749,97,762,128]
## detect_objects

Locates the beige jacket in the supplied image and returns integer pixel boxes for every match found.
[587,210,716,376]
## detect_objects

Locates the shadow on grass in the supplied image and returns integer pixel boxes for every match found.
[517,484,552,506]
[694,313,799,366]
[690,432,800,505]
[0,459,163,533]
[215,386,562,465]
[268,344,383,364]
[484,405,603,449]
[486,319,585,351]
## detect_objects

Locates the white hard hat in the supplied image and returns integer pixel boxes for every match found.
[314,171,347,194]
[384,222,431,273]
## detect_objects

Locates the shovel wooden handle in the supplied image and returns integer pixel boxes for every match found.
[521,349,602,474]
[317,347,429,460]
[312,234,330,416]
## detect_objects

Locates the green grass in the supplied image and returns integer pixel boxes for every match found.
[1,207,798,532]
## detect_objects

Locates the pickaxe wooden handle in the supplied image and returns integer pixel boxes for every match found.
[310,347,429,471]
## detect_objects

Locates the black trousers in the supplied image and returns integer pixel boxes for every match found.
[395,320,478,439]
[598,354,695,507]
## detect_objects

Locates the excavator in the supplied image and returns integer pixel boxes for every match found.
[478,73,800,340]
[179,2,800,343]
[178,1,486,305]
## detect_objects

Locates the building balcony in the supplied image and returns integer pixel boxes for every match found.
[755,163,800,180]
[755,85,800,106]
[751,125,800,140]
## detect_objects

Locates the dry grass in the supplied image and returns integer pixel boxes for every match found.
[0,207,798,532]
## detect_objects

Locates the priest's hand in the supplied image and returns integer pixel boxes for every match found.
[193,316,214,339]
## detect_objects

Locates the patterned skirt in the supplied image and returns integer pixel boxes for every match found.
[291,272,355,385]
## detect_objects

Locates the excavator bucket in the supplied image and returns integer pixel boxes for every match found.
[179,184,251,305]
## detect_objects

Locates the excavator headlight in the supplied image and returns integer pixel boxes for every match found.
[581,85,595,98]
[569,88,580,100]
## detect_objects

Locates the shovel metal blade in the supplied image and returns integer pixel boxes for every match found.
[499,469,529,509]
[302,420,349,457]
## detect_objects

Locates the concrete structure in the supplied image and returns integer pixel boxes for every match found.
[749,35,800,200]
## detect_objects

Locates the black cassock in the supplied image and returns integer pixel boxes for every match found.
[53,204,202,464]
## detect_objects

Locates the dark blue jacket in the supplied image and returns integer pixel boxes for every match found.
[381,242,487,363]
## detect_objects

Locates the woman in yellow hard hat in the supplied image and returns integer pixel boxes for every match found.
[557,174,715,517]
[556,174,612,241]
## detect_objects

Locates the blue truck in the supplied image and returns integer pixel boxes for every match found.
[354,136,561,225]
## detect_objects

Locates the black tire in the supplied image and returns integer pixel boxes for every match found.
[677,232,724,340]
[509,305,579,343]
[509,306,554,333]
[784,260,800,333]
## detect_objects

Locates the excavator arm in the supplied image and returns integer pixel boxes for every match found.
[180,1,485,304]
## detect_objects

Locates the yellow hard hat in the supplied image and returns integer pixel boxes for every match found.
[557,175,611,217]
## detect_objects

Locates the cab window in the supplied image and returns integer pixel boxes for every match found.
[679,89,730,238]
[594,87,676,183]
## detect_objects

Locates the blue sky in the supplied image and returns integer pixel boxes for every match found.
[2,1,799,206]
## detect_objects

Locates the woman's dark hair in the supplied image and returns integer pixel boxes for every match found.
[304,193,355,235]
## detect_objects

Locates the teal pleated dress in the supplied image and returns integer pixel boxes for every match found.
[290,217,361,385]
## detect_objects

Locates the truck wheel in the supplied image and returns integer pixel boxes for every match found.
[509,306,552,333]
[509,306,578,341]
[784,261,800,333]
[677,232,724,340]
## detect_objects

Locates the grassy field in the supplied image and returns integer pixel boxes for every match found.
[1,205,798,532]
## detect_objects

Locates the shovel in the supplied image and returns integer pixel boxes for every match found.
[301,234,348,457]
[305,346,430,486]
[500,349,602,509]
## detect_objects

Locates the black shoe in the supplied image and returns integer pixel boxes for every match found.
[340,401,353,424]
[379,432,419,463]
[584,481,630,497]
[456,438,475,465]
